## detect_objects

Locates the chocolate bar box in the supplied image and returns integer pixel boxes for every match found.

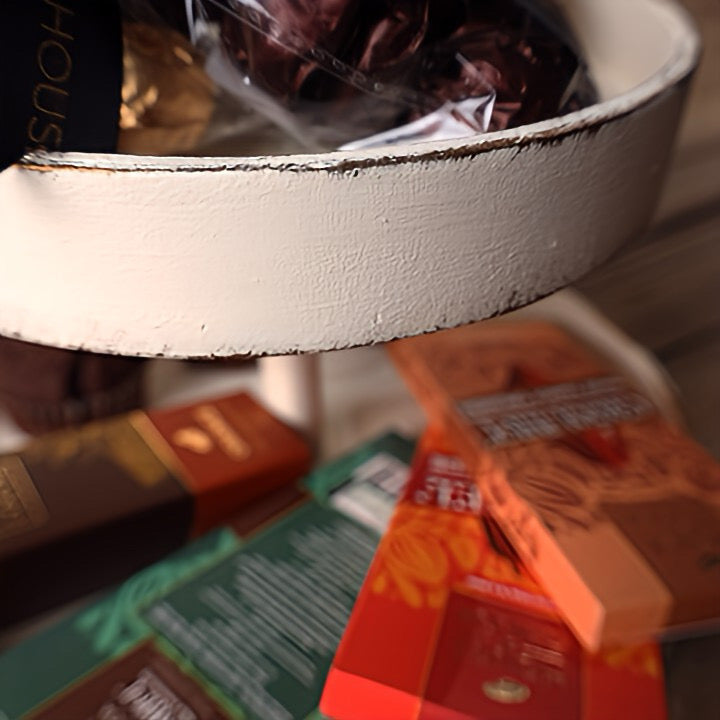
[321,430,667,720]
[0,433,413,720]
[388,320,720,650]
[0,391,311,627]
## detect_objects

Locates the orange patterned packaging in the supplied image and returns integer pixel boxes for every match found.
[387,321,720,651]
[321,430,667,720]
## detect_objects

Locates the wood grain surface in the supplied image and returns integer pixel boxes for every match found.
[578,0,719,459]
[578,3,720,714]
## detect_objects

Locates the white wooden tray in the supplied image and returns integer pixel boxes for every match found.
[0,0,699,358]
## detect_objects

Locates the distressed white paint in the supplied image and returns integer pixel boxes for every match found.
[0,0,700,358]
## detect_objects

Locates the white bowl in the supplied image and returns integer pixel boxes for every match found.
[0,0,700,358]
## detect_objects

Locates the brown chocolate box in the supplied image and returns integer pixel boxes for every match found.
[0,392,310,628]
[28,642,231,720]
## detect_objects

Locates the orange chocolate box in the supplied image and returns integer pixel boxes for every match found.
[321,430,666,720]
[387,321,720,651]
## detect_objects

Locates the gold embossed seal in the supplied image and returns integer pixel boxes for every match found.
[482,677,531,704]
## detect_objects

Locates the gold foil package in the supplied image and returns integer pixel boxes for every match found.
[118,22,215,155]
[118,17,306,157]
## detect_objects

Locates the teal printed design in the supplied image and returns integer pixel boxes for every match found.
[304,432,414,502]
[74,528,239,657]
[144,504,379,720]
[153,635,248,720]
[304,710,327,720]
[304,710,329,720]
[0,528,239,719]
[0,433,415,720]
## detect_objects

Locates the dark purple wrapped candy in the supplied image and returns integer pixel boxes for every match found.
[201,0,597,148]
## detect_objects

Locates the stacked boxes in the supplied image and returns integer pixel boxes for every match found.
[321,430,666,719]
[388,321,720,650]
[0,392,311,627]
[0,434,413,719]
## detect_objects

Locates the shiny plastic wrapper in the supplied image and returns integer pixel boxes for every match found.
[120,0,597,154]
[119,0,305,155]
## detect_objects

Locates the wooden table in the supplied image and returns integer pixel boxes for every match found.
[577,0,719,460]
[578,3,720,714]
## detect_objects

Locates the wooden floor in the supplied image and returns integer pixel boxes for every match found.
[577,0,719,458]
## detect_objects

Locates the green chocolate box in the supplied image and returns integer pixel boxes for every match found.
[0,433,413,720]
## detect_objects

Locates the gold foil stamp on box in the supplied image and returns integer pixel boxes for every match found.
[172,427,214,455]
[482,677,532,704]
[0,456,49,540]
[170,410,252,460]
[190,405,252,461]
